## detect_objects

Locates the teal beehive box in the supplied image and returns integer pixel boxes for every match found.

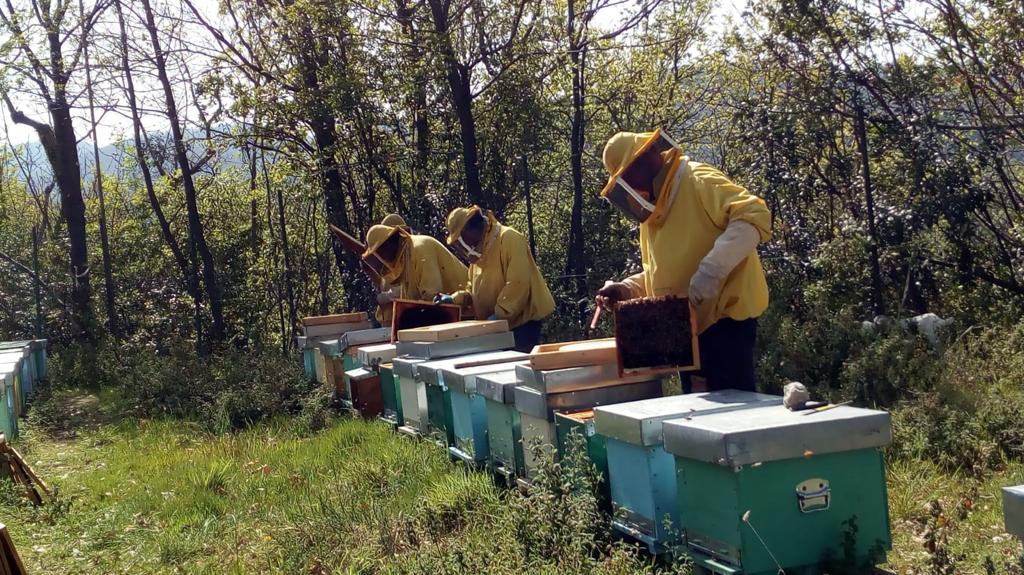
[593,391,782,552]
[663,404,892,574]
[417,351,524,449]
[442,357,527,466]
[477,370,524,484]
[0,370,17,438]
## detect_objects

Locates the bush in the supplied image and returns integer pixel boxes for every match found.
[46,340,325,433]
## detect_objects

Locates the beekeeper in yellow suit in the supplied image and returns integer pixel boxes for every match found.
[439,206,554,352]
[369,214,413,326]
[362,219,468,311]
[595,130,771,392]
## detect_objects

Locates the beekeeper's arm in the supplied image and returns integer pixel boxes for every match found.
[689,168,771,305]
[414,255,446,302]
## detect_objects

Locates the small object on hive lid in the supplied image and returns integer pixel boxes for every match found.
[614,296,699,376]
[783,382,810,410]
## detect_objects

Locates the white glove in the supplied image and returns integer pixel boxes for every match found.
[688,220,760,306]
[377,286,399,306]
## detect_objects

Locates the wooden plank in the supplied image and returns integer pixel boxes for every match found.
[0,524,27,575]
[390,299,462,343]
[303,320,376,339]
[301,312,368,327]
[529,338,618,370]
[397,320,509,342]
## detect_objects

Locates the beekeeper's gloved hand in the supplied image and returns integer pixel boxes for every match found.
[486,313,498,321]
[689,220,760,306]
[596,281,631,308]
[434,293,455,305]
[377,288,397,306]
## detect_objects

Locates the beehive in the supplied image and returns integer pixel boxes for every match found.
[477,370,524,483]
[514,380,664,482]
[1004,486,1024,540]
[441,357,527,466]
[393,357,428,438]
[377,363,402,428]
[664,404,892,574]
[415,351,523,449]
[593,391,781,551]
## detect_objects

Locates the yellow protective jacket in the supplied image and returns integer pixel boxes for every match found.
[620,160,771,333]
[454,222,554,329]
[399,234,468,302]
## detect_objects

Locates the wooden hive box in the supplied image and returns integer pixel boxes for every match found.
[528,339,617,371]
[390,299,462,343]
[613,296,699,378]
[398,319,509,343]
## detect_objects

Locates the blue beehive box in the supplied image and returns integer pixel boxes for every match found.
[0,369,17,439]
[441,357,527,466]
[593,390,782,552]
[416,351,524,449]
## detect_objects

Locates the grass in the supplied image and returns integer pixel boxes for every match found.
[1,389,1022,574]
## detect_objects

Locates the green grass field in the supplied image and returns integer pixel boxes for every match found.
[1,389,1022,574]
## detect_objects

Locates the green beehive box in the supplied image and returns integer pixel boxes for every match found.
[478,370,524,484]
[555,410,610,509]
[377,363,402,428]
[663,404,892,574]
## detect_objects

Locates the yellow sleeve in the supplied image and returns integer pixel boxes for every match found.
[621,271,647,299]
[493,231,532,320]
[414,244,445,301]
[693,165,772,242]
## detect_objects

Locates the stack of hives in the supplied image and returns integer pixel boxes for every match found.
[0,340,47,440]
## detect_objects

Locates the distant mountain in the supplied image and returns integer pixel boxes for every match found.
[6,125,249,183]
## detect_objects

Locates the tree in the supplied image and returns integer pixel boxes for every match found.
[0,0,107,341]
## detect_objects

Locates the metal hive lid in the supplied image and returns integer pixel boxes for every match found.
[514,362,652,394]
[594,390,782,447]
[663,404,892,466]
[358,344,397,367]
[442,357,528,394]
[513,379,664,421]
[395,331,515,359]
[477,370,522,404]
[392,356,427,378]
[415,351,525,386]
[344,367,376,382]
[339,327,391,349]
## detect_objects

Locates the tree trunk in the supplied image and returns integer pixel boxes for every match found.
[82,0,119,338]
[566,0,587,312]
[115,0,203,343]
[427,0,483,205]
[141,0,226,343]
[42,25,94,341]
[854,97,886,317]
[263,152,297,341]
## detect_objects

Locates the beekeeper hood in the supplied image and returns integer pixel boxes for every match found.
[362,224,410,283]
[600,129,685,226]
[381,213,411,233]
[446,205,495,264]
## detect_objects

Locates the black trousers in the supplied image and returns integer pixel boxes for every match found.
[512,320,543,353]
[684,318,757,393]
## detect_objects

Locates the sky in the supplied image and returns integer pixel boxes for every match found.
[0,0,746,149]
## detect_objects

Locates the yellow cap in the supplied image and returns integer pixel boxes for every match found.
[600,131,658,198]
[446,206,481,245]
[363,224,399,258]
[381,213,408,228]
